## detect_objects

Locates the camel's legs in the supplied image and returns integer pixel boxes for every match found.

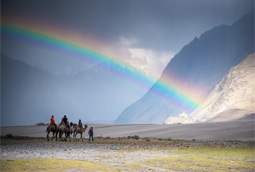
[55,132,58,141]
[51,132,54,141]
[47,132,49,141]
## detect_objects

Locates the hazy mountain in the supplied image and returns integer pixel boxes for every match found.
[1,55,56,126]
[1,55,149,126]
[190,54,255,122]
[60,59,149,123]
[115,11,254,124]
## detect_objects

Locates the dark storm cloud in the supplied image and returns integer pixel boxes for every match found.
[1,0,254,125]
[2,0,254,52]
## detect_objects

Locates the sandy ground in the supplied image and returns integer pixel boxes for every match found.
[1,120,254,141]
[1,121,254,171]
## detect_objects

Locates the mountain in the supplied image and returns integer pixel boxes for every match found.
[190,54,255,122]
[1,55,56,126]
[115,11,254,124]
[61,58,149,123]
[1,55,149,126]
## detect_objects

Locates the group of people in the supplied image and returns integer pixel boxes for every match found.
[50,115,81,128]
[50,115,94,142]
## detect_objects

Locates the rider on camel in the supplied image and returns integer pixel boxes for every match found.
[61,115,70,128]
[78,119,82,129]
[50,115,57,129]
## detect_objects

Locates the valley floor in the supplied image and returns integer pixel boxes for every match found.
[1,121,254,171]
[0,138,254,172]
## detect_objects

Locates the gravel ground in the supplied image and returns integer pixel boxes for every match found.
[1,139,254,172]
[0,142,171,167]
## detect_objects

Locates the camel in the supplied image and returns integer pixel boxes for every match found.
[68,122,75,141]
[46,123,58,141]
[73,124,88,142]
[58,121,71,141]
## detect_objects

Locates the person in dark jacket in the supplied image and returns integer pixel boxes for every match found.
[88,127,94,142]
[78,119,82,129]
[61,115,69,128]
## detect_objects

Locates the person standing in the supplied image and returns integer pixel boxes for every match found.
[88,127,94,142]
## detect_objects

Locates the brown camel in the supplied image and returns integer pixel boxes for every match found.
[46,123,58,141]
[73,124,88,142]
[58,121,71,141]
[69,122,75,135]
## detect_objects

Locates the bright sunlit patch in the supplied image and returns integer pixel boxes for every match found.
[127,48,175,79]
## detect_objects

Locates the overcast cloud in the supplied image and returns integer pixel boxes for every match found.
[1,0,254,79]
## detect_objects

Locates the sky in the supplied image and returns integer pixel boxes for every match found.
[1,0,253,80]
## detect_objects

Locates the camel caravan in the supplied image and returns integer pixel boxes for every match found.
[46,115,89,142]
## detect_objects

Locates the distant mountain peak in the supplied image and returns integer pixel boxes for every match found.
[115,11,254,124]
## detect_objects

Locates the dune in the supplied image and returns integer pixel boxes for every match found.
[1,120,254,141]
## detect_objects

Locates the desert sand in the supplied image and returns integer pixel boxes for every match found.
[1,120,254,141]
[1,120,254,172]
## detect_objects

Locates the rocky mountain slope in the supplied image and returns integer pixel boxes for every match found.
[115,11,254,124]
[165,54,255,124]
[190,54,255,123]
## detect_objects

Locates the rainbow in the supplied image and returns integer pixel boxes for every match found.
[1,22,206,113]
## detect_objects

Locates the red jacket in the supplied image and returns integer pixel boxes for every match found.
[51,117,55,124]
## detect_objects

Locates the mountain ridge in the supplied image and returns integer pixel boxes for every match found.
[115,11,254,124]
[165,54,255,124]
